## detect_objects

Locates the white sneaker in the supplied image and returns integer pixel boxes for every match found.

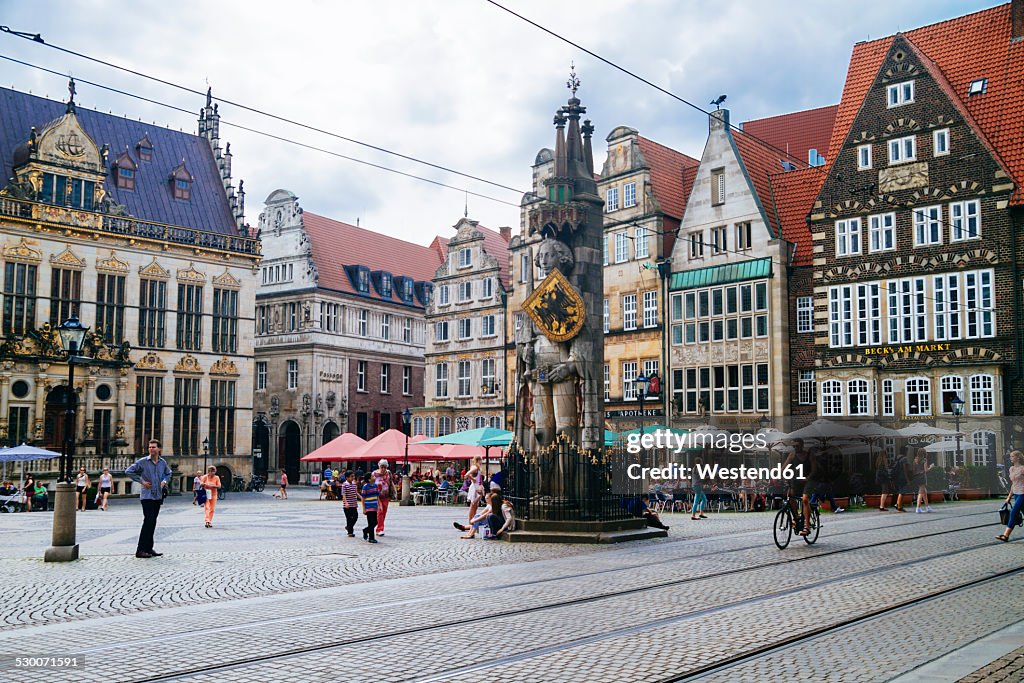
[834,507,845,513]
[926,506,933,513]
[915,508,922,513]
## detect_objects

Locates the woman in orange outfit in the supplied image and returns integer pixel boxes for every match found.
[200,466,221,528]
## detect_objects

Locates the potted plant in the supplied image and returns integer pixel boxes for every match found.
[958,465,990,499]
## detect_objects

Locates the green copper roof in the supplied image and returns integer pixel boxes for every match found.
[669,258,772,291]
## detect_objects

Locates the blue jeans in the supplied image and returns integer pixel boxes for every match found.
[691,487,707,515]
[1008,494,1024,528]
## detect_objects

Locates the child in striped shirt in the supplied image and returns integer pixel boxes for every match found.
[361,472,380,543]
[341,471,359,537]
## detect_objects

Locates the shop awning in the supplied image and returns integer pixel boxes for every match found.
[669,257,772,291]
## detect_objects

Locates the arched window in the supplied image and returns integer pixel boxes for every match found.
[438,416,452,436]
[489,416,502,429]
[939,376,963,414]
[820,380,843,416]
[971,430,996,466]
[969,374,994,414]
[413,417,423,437]
[905,378,931,416]
[424,417,435,439]
[847,379,870,416]
[474,416,486,429]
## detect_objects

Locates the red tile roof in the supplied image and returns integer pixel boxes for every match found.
[636,136,700,220]
[768,167,825,267]
[477,224,511,289]
[731,128,798,237]
[742,104,839,167]
[827,4,1024,203]
[303,212,442,302]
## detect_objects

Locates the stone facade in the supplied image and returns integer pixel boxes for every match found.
[253,190,438,482]
[0,85,258,492]
[418,218,508,437]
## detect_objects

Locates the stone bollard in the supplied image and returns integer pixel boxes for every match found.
[44,482,79,562]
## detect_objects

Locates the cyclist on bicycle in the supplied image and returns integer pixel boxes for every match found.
[783,439,822,535]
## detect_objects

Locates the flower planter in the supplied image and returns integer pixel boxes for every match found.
[928,491,945,504]
[957,488,987,500]
[864,494,885,508]
[820,497,849,512]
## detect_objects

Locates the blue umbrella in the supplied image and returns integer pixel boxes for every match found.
[0,443,61,462]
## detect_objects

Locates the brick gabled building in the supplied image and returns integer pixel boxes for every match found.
[794,2,1024,467]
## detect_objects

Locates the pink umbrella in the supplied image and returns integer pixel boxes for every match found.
[300,432,367,462]
[347,429,440,462]
[432,443,503,462]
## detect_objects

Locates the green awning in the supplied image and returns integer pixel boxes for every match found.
[669,257,772,291]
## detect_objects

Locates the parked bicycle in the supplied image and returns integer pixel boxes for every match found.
[772,492,820,549]
[231,475,246,492]
[245,475,266,492]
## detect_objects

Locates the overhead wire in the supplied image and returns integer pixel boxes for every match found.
[0,53,520,208]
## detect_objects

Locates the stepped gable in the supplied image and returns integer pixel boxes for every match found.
[302,212,442,301]
[769,167,824,266]
[0,86,237,234]
[826,4,1024,203]
[742,104,838,166]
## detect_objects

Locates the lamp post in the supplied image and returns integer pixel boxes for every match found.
[202,436,210,473]
[635,373,649,468]
[400,408,413,506]
[951,396,964,469]
[45,314,90,563]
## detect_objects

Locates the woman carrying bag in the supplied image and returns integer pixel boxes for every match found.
[996,450,1024,542]
[200,466,221,528]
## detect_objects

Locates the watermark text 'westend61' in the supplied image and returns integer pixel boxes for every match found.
[624,429,769,454]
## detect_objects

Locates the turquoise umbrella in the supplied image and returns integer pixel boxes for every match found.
[419,427,513,446]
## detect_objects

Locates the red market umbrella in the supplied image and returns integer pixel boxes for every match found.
[300,432,367,462]
[347,429,441,462]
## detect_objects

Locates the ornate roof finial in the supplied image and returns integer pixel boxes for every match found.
[206,86,212,108]
[66,77,77,114]
[464,190,469,218]
[566,61,580,97]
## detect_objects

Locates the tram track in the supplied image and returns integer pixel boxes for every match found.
[90,514,1000,682]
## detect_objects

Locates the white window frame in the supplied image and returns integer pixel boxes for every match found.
[623,181,637,208]
[634,226,649,258]
[602,235,609,266]
[256,362,267,391]
[623,294,637,331]
[614,232,629,263]
[887,80,915,107]
[797,296,814,333]
[856,283,881,346]
[913,205,942,246]
[287,359,298,390]
[481,358,496,395]
[933,128,950,156]
[380,313,390,340]
[356,360,366,393]
[712,169,725,205]
[821,380,843,416]
[689,231,705,259]
[605,187,619,212]
[435,363,449,399]
[848,378,871,416]
[623,361,638,401]
[402,366,412,395]
[736,222,752,251]
[403,317,412,343]
[438,285,450,306]
[435,321,449,342]
[969,374,994,414]
[520,254,529,283]
[604,364,610,401]
[711,226,728,254]
[603,298,610,334]
[882,379,894,416]
[940,375,963,414]
[457,361,472,398]
[458,248,472,268]
[458,317,472,340]
[888,135,916,164]
[642,290,658,328]
[905,377,932,416]
[949,199,980,242]
[798,370,815,405]
[836,218,862,256]
[481,277,493,299]
[868,213,895,252]
[380,364,390,394]
[857,144,872,170]
[482,315,496,337]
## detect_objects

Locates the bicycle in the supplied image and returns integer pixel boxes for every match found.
[231,475,246,493]
[772,492,820,549]
[245,475,266,493]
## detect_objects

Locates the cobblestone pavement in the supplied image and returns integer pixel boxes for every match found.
[958,646,1024,682]
[0,493,1019,682]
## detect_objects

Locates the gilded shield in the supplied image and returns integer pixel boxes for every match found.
[522,269,586,342]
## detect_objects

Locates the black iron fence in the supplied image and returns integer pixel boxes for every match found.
[504,435,644,522]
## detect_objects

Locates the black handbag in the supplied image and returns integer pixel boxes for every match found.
[999,502,1023,527]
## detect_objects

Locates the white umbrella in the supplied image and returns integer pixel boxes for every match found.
[924,439,976,453]
[855,423,903,438]
[898,424,962,438]
[757,428,791,444]
[784,419,860,441]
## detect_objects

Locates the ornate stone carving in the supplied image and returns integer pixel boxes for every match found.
[210,357,239,376]
[177,262,206,283]
[139,258,170,279]
[135,351,166,371]
[212,270,241,288]
[96,250,130,274]
[879,162,928,193]
[2,237,42,263]
[50,247,86,269]
[174,354,203,374]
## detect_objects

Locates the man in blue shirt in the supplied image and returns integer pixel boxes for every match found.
[125,439,172,558]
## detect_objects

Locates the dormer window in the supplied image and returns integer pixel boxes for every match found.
[886,81,914,107]
[169,160,193,201]
[458,248,472,268]
[377,272,392,298]
[400,277,414,303]
[114,150,138,191]
[416,282,432,307]
[136,134,154,161]
[357,267,369,293]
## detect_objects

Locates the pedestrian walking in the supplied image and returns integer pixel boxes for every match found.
[691,456,708,520]
[341,470,359,537]
[23,473,34,512]
[913,448,934,513]
[875,450,893,511]
[373,459,393,536]
[98,467,113,511]
[75,466,90,512]
[465,457,485,523]
[200,466,221,528]
[275,469,288,499]
[361,472,380,543]
[996,450,1024,542]
[192,471,203,505]
[124,439,171,558]
[893,449,914,512]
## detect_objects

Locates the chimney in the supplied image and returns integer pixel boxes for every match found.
[499,226,511,241]
[1014,0,1024,40]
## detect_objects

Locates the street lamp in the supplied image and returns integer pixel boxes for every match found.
[759,414,771,430]
[45,314,90,563]
[634,373,649,436]
[400,408,413,506]
[951,395,964,468]
[203,436,210,473]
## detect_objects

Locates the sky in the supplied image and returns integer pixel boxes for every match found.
[0,0,1003,246]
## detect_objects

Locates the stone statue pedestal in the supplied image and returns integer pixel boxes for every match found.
[44,482,79,562]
